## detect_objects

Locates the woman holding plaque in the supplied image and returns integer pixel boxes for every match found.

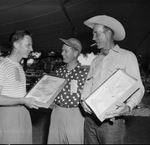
[47,38,88,144]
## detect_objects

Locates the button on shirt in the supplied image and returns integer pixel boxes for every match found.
[54,62,88,107]
[81,45,145,110]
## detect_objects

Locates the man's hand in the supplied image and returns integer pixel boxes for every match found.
[81,100,92,114]
[104,103,131,120]
[23,98,39,109]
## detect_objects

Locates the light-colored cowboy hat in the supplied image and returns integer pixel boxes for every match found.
[84,15,125,41]
[59,38,82,52]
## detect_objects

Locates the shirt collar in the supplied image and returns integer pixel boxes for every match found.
[111,44,120,53]
[100,44,120,57]
[6,57,20,67]
[101,44,120,56]
[63,61,82,71]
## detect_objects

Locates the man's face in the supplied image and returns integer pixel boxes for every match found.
[92,24,108,49]
[17,35,33,58]
[61,44,77,63]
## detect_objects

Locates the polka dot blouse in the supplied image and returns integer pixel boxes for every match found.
[54,62,88,107]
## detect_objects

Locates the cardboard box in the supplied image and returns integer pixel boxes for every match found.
[85,69,140,122]
[25,75,67,108]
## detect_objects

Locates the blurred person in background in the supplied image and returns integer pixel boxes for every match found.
[0,30,39,144]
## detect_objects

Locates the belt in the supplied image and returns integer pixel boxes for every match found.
[56,103,78,108]
[0,105,22,107]
[103,116,124,123]
[86,113,124,124]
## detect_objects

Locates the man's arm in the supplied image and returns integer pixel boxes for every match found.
[104,52,145,119]
[80,63,94,113]
[125,52,145,110]
[0,86,39,109]
[81,63,94,100]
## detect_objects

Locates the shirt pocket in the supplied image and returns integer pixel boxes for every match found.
[108,65,126,74]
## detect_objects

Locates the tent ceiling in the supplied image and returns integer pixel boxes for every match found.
[0,0,150,62]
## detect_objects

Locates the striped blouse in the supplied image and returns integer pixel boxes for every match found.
[0,58,26,98]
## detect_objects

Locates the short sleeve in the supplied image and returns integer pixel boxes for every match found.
[0,66,5,86]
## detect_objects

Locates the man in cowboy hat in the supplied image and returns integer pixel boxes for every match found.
[81,15,144,144]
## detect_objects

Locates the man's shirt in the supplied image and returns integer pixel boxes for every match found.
[81,45,145,110]
[0,58,26,98]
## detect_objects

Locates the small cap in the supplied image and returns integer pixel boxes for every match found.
[59,38,82,52]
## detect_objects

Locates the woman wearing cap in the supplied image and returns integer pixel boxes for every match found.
[47,38,88,144]
[81,15,144,144]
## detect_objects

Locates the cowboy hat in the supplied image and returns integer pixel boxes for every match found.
[84,15,125,41]
[59,38,82,52]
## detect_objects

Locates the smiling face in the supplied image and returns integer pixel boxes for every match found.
[92,24,114,55]
[92,24,108,49]
[61,44,78,64]
[15,35,33,59]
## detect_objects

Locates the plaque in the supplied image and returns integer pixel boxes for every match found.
[85,69,140,122]
[26,75,67,108]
